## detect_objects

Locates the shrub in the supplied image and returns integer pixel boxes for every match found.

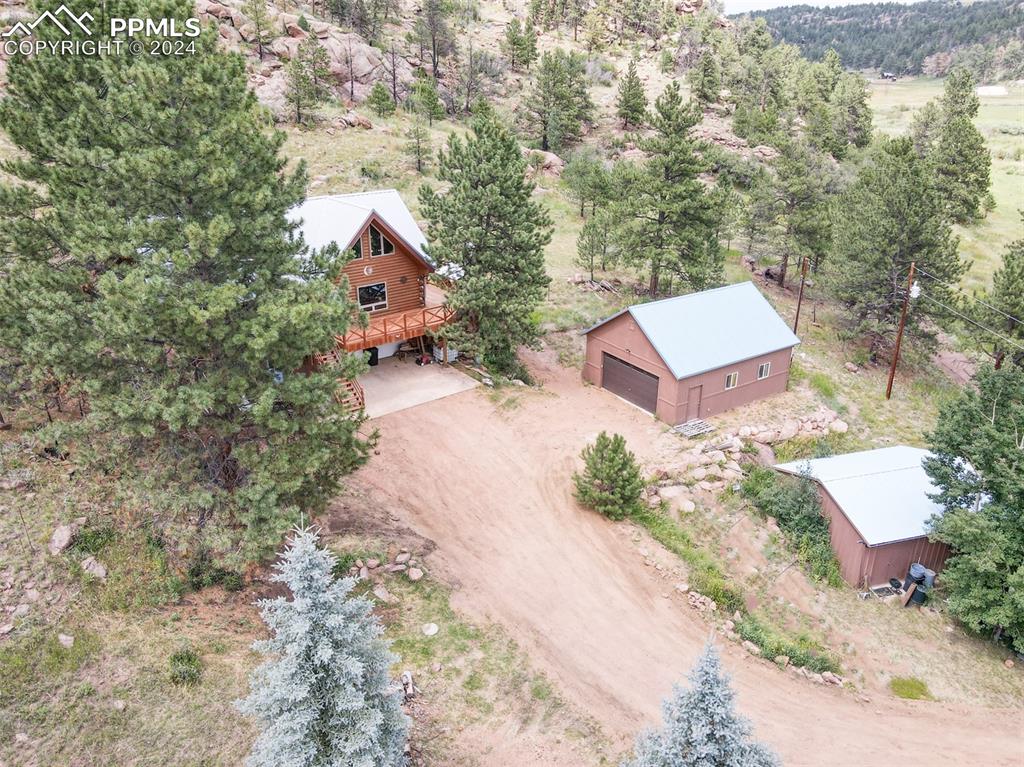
[889,676,932,700]
[168,647,203,686]
[366,82,396,118]
[69,525,116,555]
[573,432,645,520]
[186,549,243,593]
[741,466,843,586]
[736,614,840,674]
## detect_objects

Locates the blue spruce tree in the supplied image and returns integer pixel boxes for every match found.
[237,527,408,766]
[623,644,779,767]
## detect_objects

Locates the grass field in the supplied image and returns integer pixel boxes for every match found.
[869,77,1024,292]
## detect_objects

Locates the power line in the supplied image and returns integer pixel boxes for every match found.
[914,265,1023,326]
[916,292,1024,353]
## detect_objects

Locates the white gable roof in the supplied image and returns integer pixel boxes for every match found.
[288,190,430,262]
[775,446,944,546]
[583,282,800,379]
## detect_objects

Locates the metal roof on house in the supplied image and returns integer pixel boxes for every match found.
[288,190,431,264]
[775,446,944,546]
[582,282,800,379]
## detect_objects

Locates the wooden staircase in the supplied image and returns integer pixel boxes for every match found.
[311,350,365,413]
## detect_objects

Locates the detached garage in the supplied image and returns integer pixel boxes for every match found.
[582,282,800,424]
[775,446,951,587]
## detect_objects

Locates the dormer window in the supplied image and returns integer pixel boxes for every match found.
[369,224,394,257]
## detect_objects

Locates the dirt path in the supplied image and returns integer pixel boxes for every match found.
[348,351,1023,766]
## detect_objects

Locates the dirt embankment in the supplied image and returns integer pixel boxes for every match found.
[345,348,1024,767]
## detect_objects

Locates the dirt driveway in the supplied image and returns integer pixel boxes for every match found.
[349,349,1024,766]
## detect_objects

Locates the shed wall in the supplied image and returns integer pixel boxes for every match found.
[582,313,678,422]
[819,489,950,587]
[672,347,794,423]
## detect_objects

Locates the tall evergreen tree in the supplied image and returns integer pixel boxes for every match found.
[563,151,611,218]
[419,114,553,375]
[404,115,432,173]
[924,366,1024,652]
[622,643,779,767]
[575,209,617,281]
[521,49,594,152]
[287,36,333,124]
[367,81,397,117]
[0,0,369,563]
[689,51,721,109]
[613,81,723,295]
[237,527,409,766]
[503,17,525,70]
[242,0,273,59]
[616,59,648,128]
[408,71,445,126]
[974,224,1024,368]
[829,136,965,354]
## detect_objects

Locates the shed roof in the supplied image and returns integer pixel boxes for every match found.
[775,446,944,546]
[288,190,431,266]
[582,282,800,379]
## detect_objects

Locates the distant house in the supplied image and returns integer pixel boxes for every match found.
[290,190,452,361]
[776,446,951,587]
[581,282,800,423]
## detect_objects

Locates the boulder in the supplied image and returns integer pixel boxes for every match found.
[407,567,423,582]
[49,524,76,556]
[81,556,107,580]
[691,467,707,481]
[777,420,799,442]
[204,1,232,19]
[829,420,849,434]
[742,640,762,656]
[395,551,411,564]
[677,498,696,514]
[822,671,843,686]
[774,655,790,667]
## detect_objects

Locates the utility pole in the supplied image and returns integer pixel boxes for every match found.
[792,256,809,334]
[886,261,916,400]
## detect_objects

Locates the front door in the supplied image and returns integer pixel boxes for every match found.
[685,384,703,421]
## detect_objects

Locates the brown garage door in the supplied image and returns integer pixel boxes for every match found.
[601,353,659,413]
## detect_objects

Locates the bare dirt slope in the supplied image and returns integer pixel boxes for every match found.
[348,350,1024,767]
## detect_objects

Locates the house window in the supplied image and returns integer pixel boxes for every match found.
[725,372,738,390]
[357,282,387,311]
[368,225,394,257]
[351,239,362,259]
[757,361,771,380]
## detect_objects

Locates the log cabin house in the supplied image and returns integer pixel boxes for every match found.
[290,190,453,408]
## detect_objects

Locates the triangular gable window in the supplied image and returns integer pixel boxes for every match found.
[369,224,395,256]
[352,239,362,259]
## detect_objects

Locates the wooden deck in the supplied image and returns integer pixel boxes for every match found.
[337,304,454,352]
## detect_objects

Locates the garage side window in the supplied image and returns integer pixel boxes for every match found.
[757,362,771,380]
[358,282,387,311]
[725,371,738,390]
[369,224,395,256]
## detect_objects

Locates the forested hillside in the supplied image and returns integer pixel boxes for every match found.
[743,0,1024,81]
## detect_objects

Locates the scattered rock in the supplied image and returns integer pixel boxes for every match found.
[395,552,411,565]
[407,567,423,582]
[0,623,13,636]
[58,633,75,648]
[742,640,762,656]
[646,494,661,508]
[112,699,127,711]
[844,362,860,373]
[0,469,33,491]
[1004,658,1015,669]
[774,655,790,667]
[372,584,396,604]
[687,592,717,612]
[675,583,689,593]
[691,467,707,481]
[358,566,369,580]
[678,498,696,514]
[80,556,107,580]
[421,622,439,637]
[822,671,843,686]
[49,524,77,556]
[386,564,407,573]
[829,419,849,434]
[366,558,380,569]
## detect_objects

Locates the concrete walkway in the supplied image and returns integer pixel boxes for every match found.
[361,357,479,418]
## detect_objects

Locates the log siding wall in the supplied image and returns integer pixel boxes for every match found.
[340,216,430,315]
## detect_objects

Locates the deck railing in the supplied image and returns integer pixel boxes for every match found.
[337,305,454,351]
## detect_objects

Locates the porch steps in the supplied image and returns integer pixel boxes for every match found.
[336,378,365,412]
[674,419,715,438]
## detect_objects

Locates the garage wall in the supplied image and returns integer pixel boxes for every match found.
[583,313,678,422]
[819,487,950,587]
[673,347,794,423]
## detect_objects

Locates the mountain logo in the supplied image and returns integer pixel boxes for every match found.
[2,5,94,37]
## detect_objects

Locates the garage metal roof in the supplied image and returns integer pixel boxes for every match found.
[582,282,800,379]
[775,446,945,546]
[288,190,432,265]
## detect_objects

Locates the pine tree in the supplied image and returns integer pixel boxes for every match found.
[612,81,723,295]
[563,151,611,218]
[404,115,432,173]
[575,209,617,281]
[975,226,1024,368]
[287,36,333,124]
[616,59,648,128]
[242,0,273,59]
[519,22,539,70]
[408,71,445,126]
[504,17,524,70]
[623,644,780,767]
[829,73,873,151]
[689,51,721,109]
[829,136,966,355]
[924,365,1024,652]
[932,114,991,223]
[0,0,369,563]
[237,527,409,766]
[582,6,606,53]
[573,432,644,520]
[419,113,552,376]
[522,49,594,152]
[367,81,396,117]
